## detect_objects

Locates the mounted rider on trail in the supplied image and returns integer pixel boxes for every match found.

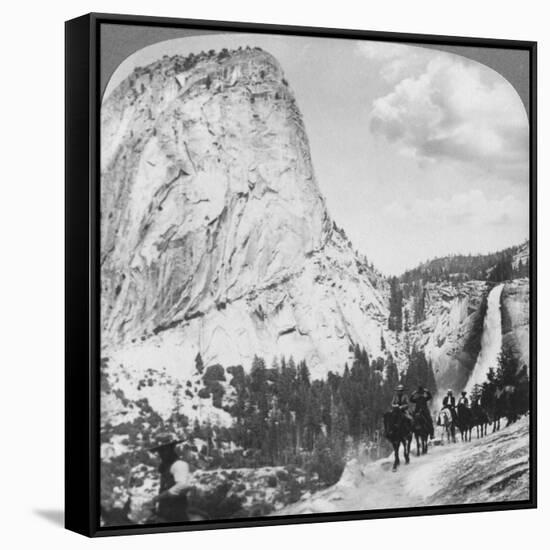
[410,385,434,439]
[391,384,412,421]
[442,389,458,423]
[458,391,469,407]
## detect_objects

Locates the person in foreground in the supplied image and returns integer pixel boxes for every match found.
[148,433,192,523]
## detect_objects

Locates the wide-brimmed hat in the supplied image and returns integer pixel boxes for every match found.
[148,432,185,452]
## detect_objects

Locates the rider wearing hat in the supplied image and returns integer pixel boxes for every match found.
[458,391,470,408]
[410,385,434,438]
[391,384,411,420]
[148,433,192,523]
[442,389,458,422]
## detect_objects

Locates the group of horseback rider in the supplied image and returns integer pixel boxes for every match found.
[130,387,484,524]
[391,384,473,438]
[391,384,434,438]
[145,387,450,522]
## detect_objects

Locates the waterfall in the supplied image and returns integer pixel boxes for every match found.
[464,284,504,393]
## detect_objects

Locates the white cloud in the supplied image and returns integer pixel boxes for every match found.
[365,47,528,184]
[384,189,526,229]
[357,42,430,83]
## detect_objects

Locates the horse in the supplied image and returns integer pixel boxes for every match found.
[456,403,473,442]
[436,407,455,444]
[471,401,489,438]
[412,410,430,456]
[383,407,412,471]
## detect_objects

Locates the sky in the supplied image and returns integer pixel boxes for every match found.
[105,33,530,275]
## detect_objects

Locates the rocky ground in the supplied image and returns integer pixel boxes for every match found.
[102,462,324,525]
[276,416,530,515]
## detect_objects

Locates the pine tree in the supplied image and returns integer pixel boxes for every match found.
[388,277,403,331]
[194,352,204,375]
[404,348,435,394]
[496,348,518,387]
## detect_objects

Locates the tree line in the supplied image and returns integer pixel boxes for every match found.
[192,345,437,484]
[399,243,529,286]
[470,347,530,422]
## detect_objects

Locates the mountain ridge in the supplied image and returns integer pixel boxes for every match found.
[101,46,395,378]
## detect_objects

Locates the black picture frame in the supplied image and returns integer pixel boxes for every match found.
[65,12,537,538]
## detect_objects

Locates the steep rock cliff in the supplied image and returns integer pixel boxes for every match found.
[407,281,489,396]
[501,278,530,369]
[101,48,394,380]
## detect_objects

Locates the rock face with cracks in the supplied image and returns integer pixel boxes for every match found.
[101,47,392,378]
[501,278,530,370]
[407,281,489,400]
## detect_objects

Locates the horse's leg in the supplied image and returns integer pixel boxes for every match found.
[392,441,399,471]
[416,434,420,456]
[405,436,411,464]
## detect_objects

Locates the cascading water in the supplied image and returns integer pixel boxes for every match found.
[464,283,504,393]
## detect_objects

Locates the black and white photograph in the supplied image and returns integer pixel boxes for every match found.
[3,0,549,547]
[96,21,534,529]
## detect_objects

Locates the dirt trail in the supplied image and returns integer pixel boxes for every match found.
[276,417,530,516]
